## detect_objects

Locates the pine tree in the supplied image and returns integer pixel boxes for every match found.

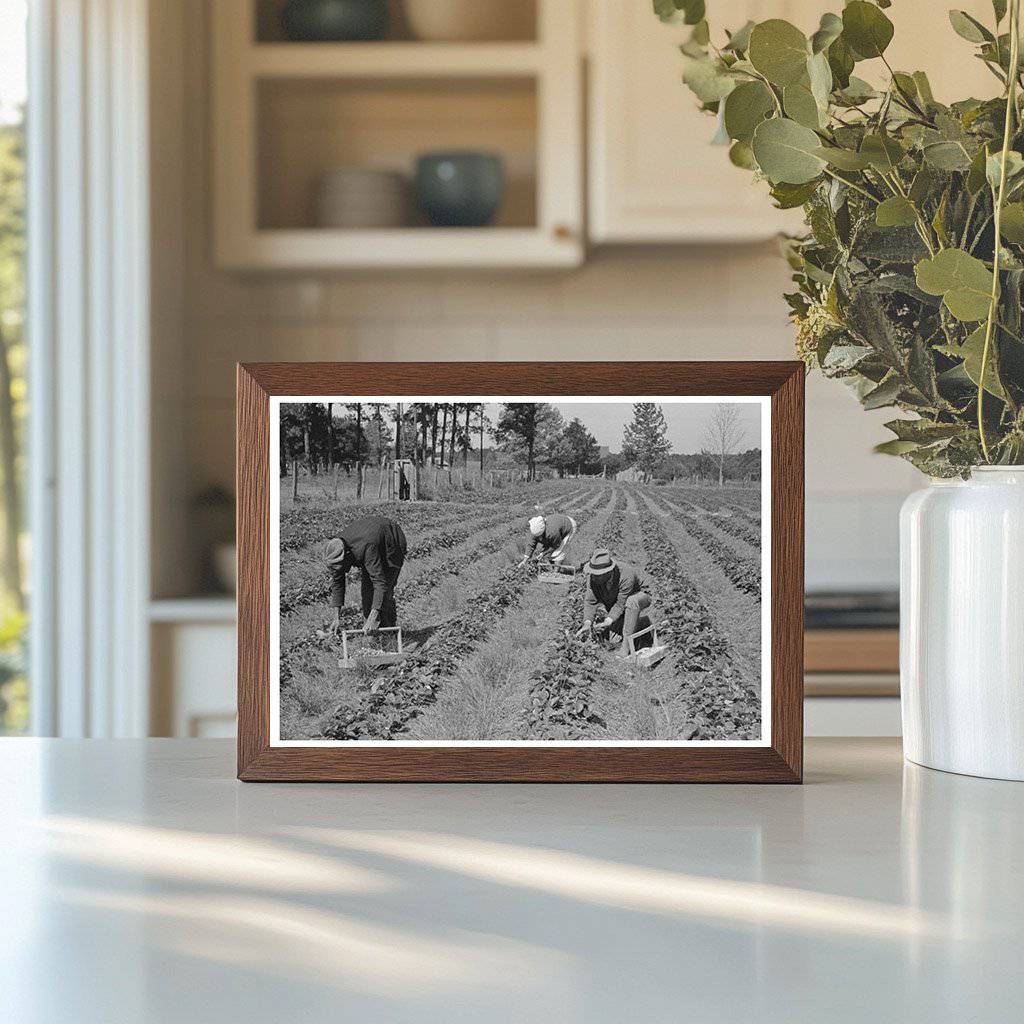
[622,403,671,482]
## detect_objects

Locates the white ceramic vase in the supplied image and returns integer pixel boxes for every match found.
[900,467,1024,780]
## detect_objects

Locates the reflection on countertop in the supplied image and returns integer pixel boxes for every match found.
[0,738,1022,1022]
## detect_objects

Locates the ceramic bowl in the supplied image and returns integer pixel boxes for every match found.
[280,0,388,42]
[415,152,505,227]
[403,0,534,42]
[315,168,409,228]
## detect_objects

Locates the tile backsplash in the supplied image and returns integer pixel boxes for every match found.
[150,0,920,597]
[173,248,917,594]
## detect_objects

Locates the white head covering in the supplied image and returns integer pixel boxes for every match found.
[529,515,545,537]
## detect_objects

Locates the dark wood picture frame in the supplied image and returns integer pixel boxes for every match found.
[237,362,804,782]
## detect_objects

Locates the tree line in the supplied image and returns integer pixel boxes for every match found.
[279,402,605,481]
[279,400,757,486]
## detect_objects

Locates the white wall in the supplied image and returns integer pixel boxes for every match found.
[152,0,920,598]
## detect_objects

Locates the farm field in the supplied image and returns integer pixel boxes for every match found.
[277,477,764,743]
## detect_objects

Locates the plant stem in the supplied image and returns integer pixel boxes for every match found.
[979,0,1021,463]
[821,167,879,203]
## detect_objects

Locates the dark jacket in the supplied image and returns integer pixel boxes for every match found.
[329,516,407,611]
[527,513,575,556]
[584,562,650,623]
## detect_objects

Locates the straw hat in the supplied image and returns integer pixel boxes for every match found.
[325,538,347,568]
[586,548,616,576]
[529,515,545,536]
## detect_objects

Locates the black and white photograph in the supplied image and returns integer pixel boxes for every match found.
[271,396,769,745]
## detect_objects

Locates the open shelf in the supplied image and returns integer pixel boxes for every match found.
[254,0,538,45]
[257,76,538,232]
[249,42,544,77]
[213,0,581,268]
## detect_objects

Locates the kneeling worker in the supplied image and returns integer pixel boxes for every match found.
[520,511,577,568]
[325,515,407,634]
[578,548,652,655]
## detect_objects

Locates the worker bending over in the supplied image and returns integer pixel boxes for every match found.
[520,512,577,567]
[325,515,407,634]
[578,548,652,655]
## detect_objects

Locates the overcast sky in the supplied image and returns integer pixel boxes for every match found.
[300,400,763,455]
[482,401,762,454]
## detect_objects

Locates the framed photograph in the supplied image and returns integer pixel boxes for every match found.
[237,362,804,782]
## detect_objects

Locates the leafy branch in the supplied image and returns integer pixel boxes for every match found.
[660,0,1024,475]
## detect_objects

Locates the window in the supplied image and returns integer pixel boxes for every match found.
[0,0,28,734]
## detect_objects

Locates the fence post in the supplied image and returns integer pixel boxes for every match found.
[292,460,299,501]
[333,463,341,500]
[378,461,386,500]
[356,461,363,500]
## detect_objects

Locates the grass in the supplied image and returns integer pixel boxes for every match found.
[278,480,762,741]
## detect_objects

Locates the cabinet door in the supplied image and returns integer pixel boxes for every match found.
[588,1,814,243]
[588,1,1002,245]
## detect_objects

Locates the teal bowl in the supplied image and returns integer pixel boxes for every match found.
[415,152,505,228]
[281,0,388,42]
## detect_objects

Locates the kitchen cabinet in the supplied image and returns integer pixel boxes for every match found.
[212,0,583,269]
[587,0,999,244]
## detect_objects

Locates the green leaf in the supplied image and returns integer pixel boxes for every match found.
[807,51,833,110]
[724,20,755,53]
[875,196,918,228]
[948,10,993,44]
[836,75,877,104]
[814,145,872,170]
[654,0,705,25]
[842,1,895,60]
[748,19,810,87]
[932,190,950,247]
[986,150,1024,190]
[862,375,902,409]
[783,83,822,128]
[810,12,843,54]
[827,35,855,89]
[958,325,1007,398]
[690,20,710,46]
[723,81,775,143]
[915,249,994,321]
[924,141,972,171]
[681,55,737,103]
[874,439,922,455]
[770,179,820,209]
[1000,202,1024,242]
[912,71,935,105]
[728,140,758,169]
[993,0,1008,24]
[860,133,905,172]
[967,143,993,193]
[752,117,827,184]
[885,419,963,443]
[909,165,936,205]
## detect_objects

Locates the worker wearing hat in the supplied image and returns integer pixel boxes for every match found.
[519,511,578,568]
[325,515,407,634]
[578,548,652,654]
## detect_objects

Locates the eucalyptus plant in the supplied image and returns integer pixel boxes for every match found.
[659,0,1024,475]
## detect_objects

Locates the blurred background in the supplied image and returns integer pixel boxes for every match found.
[0,0,998,740]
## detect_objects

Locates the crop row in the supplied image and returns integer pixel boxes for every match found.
[523,491,628,739]
[280,505,515,613]
[635,508,760,740]
[648,493,760,599]
[316,490,621,739]
[278,487,604,668]
[661,487,761,525]
[280,480,596,551]
[653,493,761,550]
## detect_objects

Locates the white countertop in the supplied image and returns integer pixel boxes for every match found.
[1,738,1021,1023]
